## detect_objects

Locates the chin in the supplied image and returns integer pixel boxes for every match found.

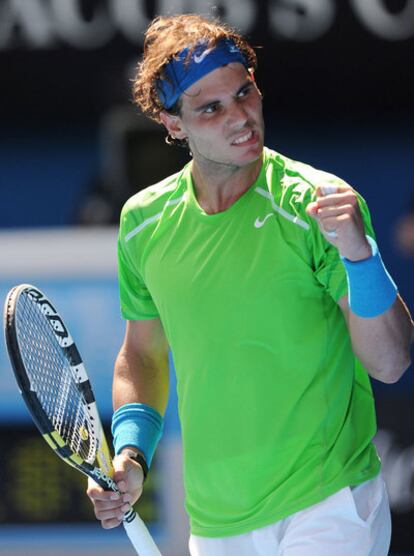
[236,144,264,166]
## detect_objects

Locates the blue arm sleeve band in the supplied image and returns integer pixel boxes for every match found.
[342,236,398,318]
[111,403,164,467]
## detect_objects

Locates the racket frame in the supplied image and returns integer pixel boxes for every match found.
[4,284,132,512]
[4,284,162,553]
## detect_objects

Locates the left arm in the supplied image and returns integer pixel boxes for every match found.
[307,185,414,384]
[338,294,413,383]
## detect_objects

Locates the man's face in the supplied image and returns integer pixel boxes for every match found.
[167,63,264,169]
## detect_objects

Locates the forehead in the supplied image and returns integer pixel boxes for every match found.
[181,62,251,108]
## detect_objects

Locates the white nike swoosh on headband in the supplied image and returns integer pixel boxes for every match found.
[193,48,213,64]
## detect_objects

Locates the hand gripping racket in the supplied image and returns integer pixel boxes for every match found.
[3,284,162,556]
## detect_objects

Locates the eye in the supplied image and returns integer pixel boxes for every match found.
[203,103,219,114]
[237,85,252,98]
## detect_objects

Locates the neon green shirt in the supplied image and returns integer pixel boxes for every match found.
[118,147,380,537]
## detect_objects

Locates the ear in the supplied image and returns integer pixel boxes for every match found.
[159,111,187,140]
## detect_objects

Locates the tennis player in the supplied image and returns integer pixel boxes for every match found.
[87,14,414,555]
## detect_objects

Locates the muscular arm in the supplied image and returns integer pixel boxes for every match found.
[113,318,170,414]
[338,294,414,384]
[307,184,414,384]
[87,318,169,529]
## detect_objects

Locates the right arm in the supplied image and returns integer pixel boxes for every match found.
[113,318,170,413]
[87,317,169,529]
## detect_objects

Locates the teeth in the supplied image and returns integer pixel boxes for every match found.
[233,130,253,145]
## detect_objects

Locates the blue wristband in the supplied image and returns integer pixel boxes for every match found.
[111,403,164,467]
[342,236,398,318]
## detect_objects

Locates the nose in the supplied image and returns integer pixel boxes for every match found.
[226,99,249,130]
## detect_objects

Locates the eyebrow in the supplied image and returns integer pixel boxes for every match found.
[193,79,253,112]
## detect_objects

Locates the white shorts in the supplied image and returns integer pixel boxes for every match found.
[189,474,391,556]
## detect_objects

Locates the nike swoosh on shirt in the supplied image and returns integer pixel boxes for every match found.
[193,48,213,64]
[254,213,274,228]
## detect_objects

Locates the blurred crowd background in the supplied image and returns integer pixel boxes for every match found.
[0,1,413,555]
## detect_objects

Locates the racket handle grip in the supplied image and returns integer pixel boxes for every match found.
[123,510,162,556]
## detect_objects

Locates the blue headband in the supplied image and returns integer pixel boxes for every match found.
[156,38,248,109]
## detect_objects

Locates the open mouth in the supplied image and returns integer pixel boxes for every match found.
[231,129,254,145]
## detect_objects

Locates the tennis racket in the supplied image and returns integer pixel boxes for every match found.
[3,283,162,556]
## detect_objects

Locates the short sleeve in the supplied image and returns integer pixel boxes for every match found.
[117,234,159,320]
[313,190,376,302]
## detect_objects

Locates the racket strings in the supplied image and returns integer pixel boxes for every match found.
[15,294,97,463]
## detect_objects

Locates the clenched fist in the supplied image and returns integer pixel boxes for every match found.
[306,185,372,262]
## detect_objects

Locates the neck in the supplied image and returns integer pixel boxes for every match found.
[191,153,263,214]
